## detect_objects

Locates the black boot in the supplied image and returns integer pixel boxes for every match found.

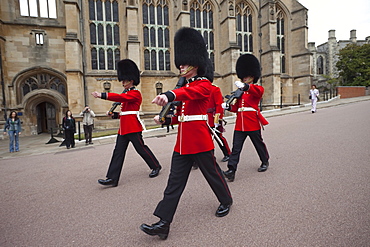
[215,200,233,217]
[221,156,229,162]
[223,169,235,182]
[140,220,170,240]
[97,178,118,187]
[258,162,269,172]
[149,166,161,178]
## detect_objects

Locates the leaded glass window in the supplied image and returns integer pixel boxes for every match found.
[190,0,214,68]
[236,1,253,54]
[89,0,120,70]
[155,82,163,95]
[277,9,285,73]
[143,0,171,71]
[21,74,66,97]
[317,56,324,75]
[19,0,57,19]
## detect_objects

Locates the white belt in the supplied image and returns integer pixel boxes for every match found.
[119,111,146,131]
[238,107,257,112]
[178,115,207,122]
[120,111,139,115]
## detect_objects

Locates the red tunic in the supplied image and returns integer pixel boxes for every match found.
[230,84,268,132]
[207,85,224,128]
[171,78,214,155]
[106,89,143,135]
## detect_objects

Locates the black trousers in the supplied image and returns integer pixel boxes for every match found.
[106,132,161,181]
[154,150,232,223]
[64,129,75,148]
[83,124,93,143]
[228,130,269,171]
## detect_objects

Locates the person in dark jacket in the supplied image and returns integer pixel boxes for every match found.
[3,111,22,152]
[62,110,76,149]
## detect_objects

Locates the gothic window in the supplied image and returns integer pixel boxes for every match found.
[190,0,214,68]
[35,33,44,45]
[276,9,285,73]
[91,48,98,69]
[281,56,286,73]
[236,1,253,54]
[90,23,97,45]
[89,0,120,70]
[317,56,324,74]
[155,82,163,95]
[21,74,66,97]
[107,49,114,70]
[49,78,66,95]
[19,0,57,18]
[143,0,171,71]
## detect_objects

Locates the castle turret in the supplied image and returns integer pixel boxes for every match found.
[350,29,357,43]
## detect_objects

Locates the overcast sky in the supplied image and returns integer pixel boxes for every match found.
[297,0,370,45]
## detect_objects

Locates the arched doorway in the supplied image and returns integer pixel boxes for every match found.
[12,67,68,135]
[36,102,57,133]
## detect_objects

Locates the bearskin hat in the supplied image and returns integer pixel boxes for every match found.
[117,59,140,85]
[236,54,261,83]
[174,27,208,76]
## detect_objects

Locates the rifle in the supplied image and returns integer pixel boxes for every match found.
[158,76,187,123]
[224,88,244,107]
[108,102,121,115]
[108,89,127,115]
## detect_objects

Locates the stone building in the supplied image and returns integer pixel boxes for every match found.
[308,29,370,93]
[0,0,312,135]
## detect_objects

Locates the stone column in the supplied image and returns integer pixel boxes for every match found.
[64,0,84,113]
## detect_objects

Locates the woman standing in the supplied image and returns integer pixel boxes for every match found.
[62,110,76,149]
[3,111,22,152]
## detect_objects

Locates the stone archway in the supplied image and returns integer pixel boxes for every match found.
[11,67,68,135]
[22,89,68,134]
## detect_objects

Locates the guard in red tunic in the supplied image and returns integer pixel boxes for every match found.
[140,27,232,240]
[222,54,270,182]
[207,84,231,162]
[91,59,162,187]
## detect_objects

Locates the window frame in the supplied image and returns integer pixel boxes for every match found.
[236,1,253,54]
[19,0,57,19]
[142,0,171,71]
[89,0,120,71]
[276,10,286,74]
[190,0,215,68]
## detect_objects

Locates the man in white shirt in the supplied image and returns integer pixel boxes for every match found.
[309,85,319,113]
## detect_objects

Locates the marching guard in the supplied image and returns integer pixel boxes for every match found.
[222,54,270,182]
[140,27,233,240]
[91,59,162,187]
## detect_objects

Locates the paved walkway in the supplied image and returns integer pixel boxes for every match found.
[1,95,369,160]
[1,97,370,246]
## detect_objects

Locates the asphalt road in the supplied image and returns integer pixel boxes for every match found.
[1,100,369,247]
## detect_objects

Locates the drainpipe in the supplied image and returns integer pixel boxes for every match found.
[0,49,7,120]
[79,0,88,106]
[258,0,263,110]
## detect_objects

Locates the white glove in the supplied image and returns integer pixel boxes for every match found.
[221,103,228,109]
[214,123,220,128]
[235,81,245,89]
